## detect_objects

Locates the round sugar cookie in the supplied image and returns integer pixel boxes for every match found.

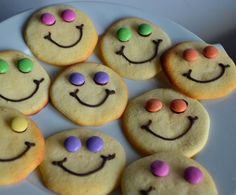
[162,41,236,99]
[50,62,128,126]
[121,152,218,195]
[0,107,45,185]
[100,17,171,80]
[24,5,98,66]
[123,88,210,157]
[39,128,126,195]
[0,50,50,115]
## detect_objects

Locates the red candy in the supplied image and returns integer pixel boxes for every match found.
[170,99,188,113]
[145,99,163,113]
[183,48,198,62]
[203,46,218,59]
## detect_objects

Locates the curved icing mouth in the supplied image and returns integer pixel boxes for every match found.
[0,141,35,162]
[182,63,230,83]
[141,116,198,141]
[69,88,116,108]
[52,153,115,176]
[115,39,162,64]
[44,24,84,48]
[140,186,156,195]
[0,78,44,102]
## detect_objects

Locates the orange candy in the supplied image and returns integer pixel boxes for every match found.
[145,99,163,112]
[183,48,199,62]
[203,46,218,59]
[170,99,188,113]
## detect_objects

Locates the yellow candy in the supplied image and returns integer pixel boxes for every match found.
[11,117,28,132]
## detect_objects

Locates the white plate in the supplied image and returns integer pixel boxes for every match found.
[0,2,235,195]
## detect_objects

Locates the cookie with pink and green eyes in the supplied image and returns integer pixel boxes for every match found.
[50,62,128,126]
[121,152,218,195]
[0,50,50,115]
[100,17,171,80]
[39,128,126,195]
[162,41,236,99]
[122,88,210,157]
[24,5,98,66]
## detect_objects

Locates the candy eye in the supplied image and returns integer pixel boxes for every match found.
[184,166,203,185]
[203,46,218,59]
[145,99,163,113]
[61,9,76,22]
[40,13,56,26]
[94,71,110,85]
[0,59,9,74]
[86,136,104,153]
[138,23,153,37]
[117,27,132,42]
[17,58,34,73]
[64,136,82,153]
[170,99,188,114]
[183,49,199,62]
[150,160,170,177]
[69,72,85,86]
[11,117,28,133]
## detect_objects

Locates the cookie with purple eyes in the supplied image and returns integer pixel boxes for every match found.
[39,128,126,195]
[162,41,236,99]
[0,107,45,185]
[0,50,50,115]
[100,17,171,80]
[121,152,218,195]
[123,88,210,157]
[50,62,128,126]
[24,5,98,66]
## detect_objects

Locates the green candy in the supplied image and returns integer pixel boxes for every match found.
[117,27,132,42]
[0,59,9,74]
[138,23,153,36]
[17,58,34,73]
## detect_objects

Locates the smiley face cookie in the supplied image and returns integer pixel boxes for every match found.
[24,5,98,66]
[100,17,171,80]
[39,128,126,195]
[50,62,128,126]
[0,107,45,185]
[0,50,50,115]
[121,152,218,195]
[123,88,210,157]
[162,41,236,99]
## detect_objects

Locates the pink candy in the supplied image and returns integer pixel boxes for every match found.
[150,160,170,177]
[62,9,76,22]
[184,166,204,185]
[40,13,56,26]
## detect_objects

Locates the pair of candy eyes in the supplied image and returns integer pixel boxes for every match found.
[183,46,219,62]
[69,71,110,86]
[117,23,153,42]
[145,99,188,114]
[150,160,204,185]
[0,58,34,74]
[64,136,104,153]
[41,9,77,26]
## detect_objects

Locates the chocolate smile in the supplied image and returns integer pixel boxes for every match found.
[0,141,35,162]
[140,186,155,195]
[69,88,116,108]
[52,153,115,176]
[115,39,162,64]
[0,78,44,102]
[44,24,84,48]
[141,116,198,141]
[182,63,230,83]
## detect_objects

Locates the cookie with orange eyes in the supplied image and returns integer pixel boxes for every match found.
[121,152,218,195]
[162,41,236,99]
[0,50,50,115]
[50,62,128,126]
[100,17,171,80]
[24,5,98,66]
[0,107,45,185]
[123,88,210,157]
[39,128,126,195]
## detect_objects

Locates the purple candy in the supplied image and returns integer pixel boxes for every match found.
[150,160,170,177]
[64,136,82,153]
[69,72,85,86]
[86,136,104,153]
[62,9,76,22]
[184,166,204,185]
[40,13,56,26]
[94,71,110,85]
